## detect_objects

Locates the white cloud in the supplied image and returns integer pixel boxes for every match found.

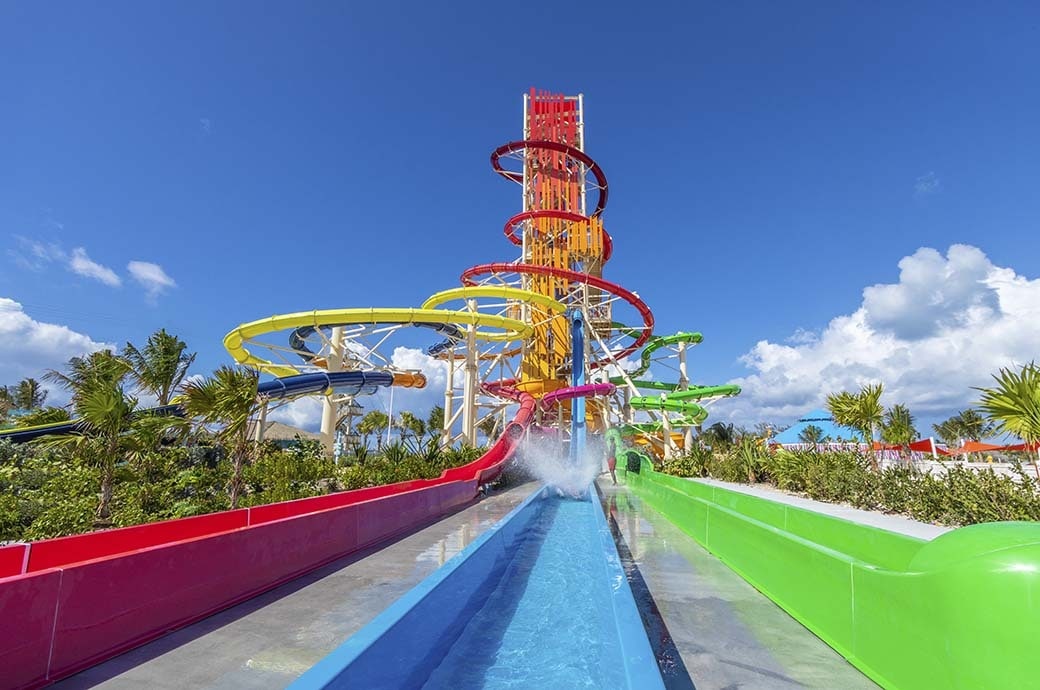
[862,245,999,340]
[9,239,175,299]
[69,247,121,287]
[786,328,818,345]
[0,297,113,399]
[914,171,941,197]
[714,244,1040,426]
[9,236,66,271]
[268,396,323,431]
[373,347,450,417]
[199,117,213,135]
[128,261,176,301]
[592,354,644,383]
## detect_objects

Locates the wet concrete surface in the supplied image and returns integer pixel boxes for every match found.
[55,483,537,690]
[598,479,878,690]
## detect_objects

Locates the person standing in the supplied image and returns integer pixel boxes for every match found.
[604,433,618,484]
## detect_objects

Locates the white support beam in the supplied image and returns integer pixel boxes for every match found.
[320,326,344,455]
[661,392,674,460]
[254,399,268,443]
[462,307,478,445]
[679,340,693,452]
[442,349,455,448]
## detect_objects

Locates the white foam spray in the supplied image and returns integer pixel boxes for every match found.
[514,431,606,497]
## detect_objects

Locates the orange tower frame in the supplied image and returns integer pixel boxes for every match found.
[515,90,607,398]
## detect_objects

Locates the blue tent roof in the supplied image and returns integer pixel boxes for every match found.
[771,408,863,445]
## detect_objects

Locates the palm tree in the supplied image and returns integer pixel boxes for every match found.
[701,421,736,448]
[959,409,994,441]
[931,418,961,447]
[14,406,72,427]
[42,350,138,525]
[976,362,1040,478]
[395,411,426,443]
[882,404,917,445]
[827,383,884,469]
[931,409,996,447]
[181,366,260,509]
[477,415,499,443]
[123,329,196,405]
[798,424,825,446]
[357,410,389,448]
[0,387,13,424]
[427,405,445,438]
[46,351,132,405]
[13,378,48,410]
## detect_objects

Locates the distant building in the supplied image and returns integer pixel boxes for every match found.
[258,421,322,448]
[769,408,862,447]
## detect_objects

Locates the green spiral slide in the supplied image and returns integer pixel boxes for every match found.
[609,332,740,435]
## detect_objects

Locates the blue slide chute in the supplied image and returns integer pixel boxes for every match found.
[289,323,463,363]
[0,371,397,444]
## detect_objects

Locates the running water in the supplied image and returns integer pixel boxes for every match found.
[421,492,627,689]
[512,433,605,496]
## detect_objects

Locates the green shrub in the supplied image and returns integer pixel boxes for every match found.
[22,463,100,541]
[660,445,1040,527]
[244,439,338,506]
[0,432,493,542]
[660,443,711,478]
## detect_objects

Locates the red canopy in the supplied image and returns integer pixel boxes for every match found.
[946,440,1005,455]
[869,439,949,455]
[906,438,952,456]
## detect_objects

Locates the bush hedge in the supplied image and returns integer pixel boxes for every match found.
[658,441,1040,526]
[0,437,487,542]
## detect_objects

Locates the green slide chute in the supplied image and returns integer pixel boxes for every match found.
[608,332,740,433]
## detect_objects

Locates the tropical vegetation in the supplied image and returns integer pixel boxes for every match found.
[977,361,1040,476]
[656,365,1040,527]
[932,409,996,446]
[0,329,488,543]
[659,439,1040,527]
[5,331,1040,540]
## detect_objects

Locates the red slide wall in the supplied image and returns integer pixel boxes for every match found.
[0,411,531,690]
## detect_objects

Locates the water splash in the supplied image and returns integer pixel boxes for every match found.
[514,432,606,497]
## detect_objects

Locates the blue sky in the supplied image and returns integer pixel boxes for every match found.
[2,2,1038,432]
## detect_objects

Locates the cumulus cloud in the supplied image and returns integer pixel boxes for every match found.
[373,347,451,417]
[268,396,324,431]
[128,261,177,301]
[0,297,113,398]
[68,247,121,287]
[862,245,999,340]
[713,244,1040,425]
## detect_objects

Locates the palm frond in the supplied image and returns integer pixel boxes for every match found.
[977,362,1040,444]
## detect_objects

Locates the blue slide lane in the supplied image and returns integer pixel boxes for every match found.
[290,486,664,689]
[289,323,464,361]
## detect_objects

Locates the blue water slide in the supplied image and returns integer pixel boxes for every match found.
[289,323,463,363]
[0,404,184,444]
[290,487,664,689]
[257,371,394,398]
[0,371,397,444]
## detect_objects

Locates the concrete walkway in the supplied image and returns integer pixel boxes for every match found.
[598,480,878,690]
[56,483,537,690]
[694,478,951,539]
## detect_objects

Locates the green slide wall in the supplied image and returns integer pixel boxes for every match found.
[619,462,1040,689]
